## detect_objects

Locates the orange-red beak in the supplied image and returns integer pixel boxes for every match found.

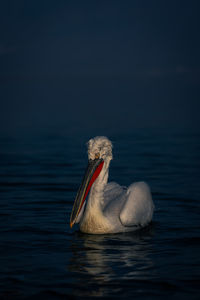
[70,158,104,228]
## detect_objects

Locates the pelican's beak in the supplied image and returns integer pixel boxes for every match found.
[70,157,104,228]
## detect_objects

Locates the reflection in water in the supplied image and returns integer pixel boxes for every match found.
[68,225,155,297]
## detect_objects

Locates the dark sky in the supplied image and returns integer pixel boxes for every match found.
[0,0,200,136]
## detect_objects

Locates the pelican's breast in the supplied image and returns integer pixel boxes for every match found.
[80,211,113,234]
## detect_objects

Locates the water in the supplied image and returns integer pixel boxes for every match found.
[0,130,200,299]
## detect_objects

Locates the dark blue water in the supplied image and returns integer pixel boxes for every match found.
[0,130,200,299]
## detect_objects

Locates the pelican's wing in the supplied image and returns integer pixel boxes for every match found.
[103,182,127,208]
[119,182,154,227]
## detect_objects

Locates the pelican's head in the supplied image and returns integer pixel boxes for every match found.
[70,136,113,228]
[87,136,113,162]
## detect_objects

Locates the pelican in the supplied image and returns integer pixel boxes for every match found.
[70,136,154,234]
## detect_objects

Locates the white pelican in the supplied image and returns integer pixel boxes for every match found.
[70,136,154,234]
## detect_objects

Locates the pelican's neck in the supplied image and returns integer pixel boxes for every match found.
[80,159,112,233]
[87,160,109,210]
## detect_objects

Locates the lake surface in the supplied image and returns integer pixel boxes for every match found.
[0,130,200,299]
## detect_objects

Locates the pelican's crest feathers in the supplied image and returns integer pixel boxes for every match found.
[87,136,113,161]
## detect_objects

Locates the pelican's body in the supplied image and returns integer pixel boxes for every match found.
[70,136,154,234]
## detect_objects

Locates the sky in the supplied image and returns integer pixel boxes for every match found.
[0,0,200,136]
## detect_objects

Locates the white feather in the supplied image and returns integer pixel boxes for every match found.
[77,136,154,234]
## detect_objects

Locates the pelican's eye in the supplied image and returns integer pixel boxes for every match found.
[95,153,100,159]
